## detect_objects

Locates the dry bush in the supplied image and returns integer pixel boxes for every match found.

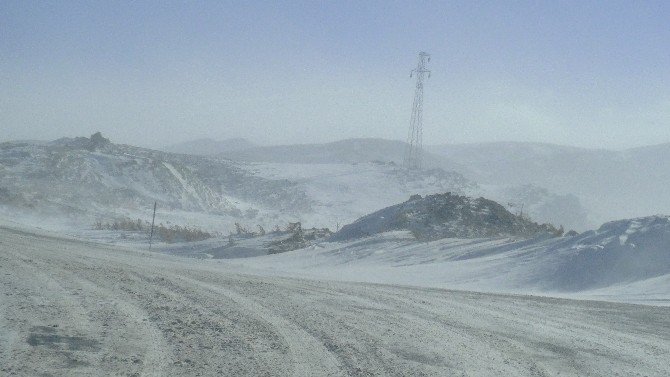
[94,218,212,243]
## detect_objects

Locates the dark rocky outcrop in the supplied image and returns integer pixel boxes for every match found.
[330,192,560,242]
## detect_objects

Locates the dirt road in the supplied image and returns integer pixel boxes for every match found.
[1,226,668,376]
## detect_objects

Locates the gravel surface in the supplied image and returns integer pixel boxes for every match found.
[1,226,668,376]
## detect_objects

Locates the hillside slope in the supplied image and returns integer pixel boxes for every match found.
[220,139,590,230]
[240,215,670,301]
[251,163,479,230]
[1,135,484,233]
[0,134,308,231]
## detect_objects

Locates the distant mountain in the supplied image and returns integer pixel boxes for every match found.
[163,138,256,155]
[218,138,468,172]
[330,192,560,242]
[427,141,670,225]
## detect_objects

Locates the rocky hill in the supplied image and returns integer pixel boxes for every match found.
[330,192,560,241]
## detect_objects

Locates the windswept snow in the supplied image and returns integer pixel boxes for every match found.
[232,216,670,306]
[250,162,478,229]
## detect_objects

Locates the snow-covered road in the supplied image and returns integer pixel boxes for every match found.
[1,226,668,376]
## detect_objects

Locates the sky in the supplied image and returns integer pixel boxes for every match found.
[1,0,669,149]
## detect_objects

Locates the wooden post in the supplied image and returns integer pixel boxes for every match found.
[149,201,157,249]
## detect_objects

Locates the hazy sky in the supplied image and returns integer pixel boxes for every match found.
[2,1,669,149]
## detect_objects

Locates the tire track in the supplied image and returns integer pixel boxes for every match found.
[1,238,173,376]
[175,274,344,377]
[2,226,670,376]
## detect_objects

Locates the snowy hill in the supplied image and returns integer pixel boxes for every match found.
[250,162,479,230]
[0,134,309,231]
[330,192,559,241]
[164,137,594,231]
[163,138,256,155]
[227,138,589,230]
[427,141,670,226]
[0,134,589,234]
[237,215,670,305]
[0,134,482,234]
[2,134,665,303]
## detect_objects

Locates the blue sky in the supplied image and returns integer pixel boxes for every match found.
[1,1,669,148]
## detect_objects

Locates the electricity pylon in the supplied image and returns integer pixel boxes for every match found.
[403,52,431,171]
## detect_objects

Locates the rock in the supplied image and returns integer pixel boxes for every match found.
[89,132,110,150]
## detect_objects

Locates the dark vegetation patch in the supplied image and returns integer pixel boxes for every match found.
[94,218,213,243]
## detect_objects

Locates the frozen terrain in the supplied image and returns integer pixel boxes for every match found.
[248,162,478,230]
[0,136,589,234]
[228,216,670,306]
[0,136,478,234]
[0,135,309,233]
[1,224,669,376]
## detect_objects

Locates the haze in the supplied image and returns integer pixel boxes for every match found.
[1,1,669,149]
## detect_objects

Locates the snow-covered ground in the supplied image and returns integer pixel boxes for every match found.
[1,137,667,306]
[5,205,663,307]
[228,216,670,306]
[1,224,669,376]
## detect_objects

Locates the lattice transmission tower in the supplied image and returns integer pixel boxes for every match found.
[403,52,431,171]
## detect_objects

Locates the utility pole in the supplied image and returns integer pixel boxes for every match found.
[404,52,431,171]
[149,201,157,249]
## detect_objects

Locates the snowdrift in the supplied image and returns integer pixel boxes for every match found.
[546,216,670,290]
[238,215,670,304]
